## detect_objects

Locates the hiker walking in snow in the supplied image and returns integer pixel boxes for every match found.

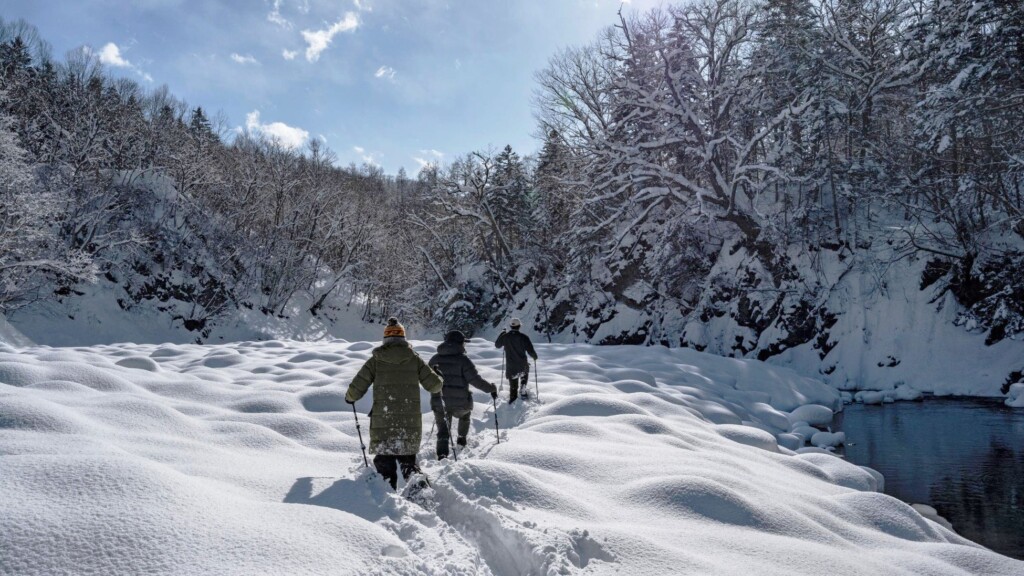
[428,330,498,459]
[495,317,537,404]
[346,317,442,490]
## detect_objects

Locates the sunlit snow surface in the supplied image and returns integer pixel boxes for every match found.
[1,340,1020,575]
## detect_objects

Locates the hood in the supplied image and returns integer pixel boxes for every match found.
[436,341,466,356]
[373,341,415,364]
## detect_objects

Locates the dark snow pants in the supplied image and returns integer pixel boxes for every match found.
[433,406,471,459]
[507,370,530,403]
[373,454,419,490]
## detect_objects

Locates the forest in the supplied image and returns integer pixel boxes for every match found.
[1,0,1021,360]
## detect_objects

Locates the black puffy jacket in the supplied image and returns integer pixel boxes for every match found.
[428,342,496,411]
[495,329,537,378]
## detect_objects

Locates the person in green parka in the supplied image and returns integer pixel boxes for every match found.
[346,317,442,490]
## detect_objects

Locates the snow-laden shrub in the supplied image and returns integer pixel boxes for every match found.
[0,107,94,311]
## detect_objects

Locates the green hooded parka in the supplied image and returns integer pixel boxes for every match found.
[345,342,442,455]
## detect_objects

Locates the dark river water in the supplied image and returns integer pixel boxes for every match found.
[836,397,1024,560]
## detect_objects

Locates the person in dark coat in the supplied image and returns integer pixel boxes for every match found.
[346,317,443,490]
[428,330,498,460]
[494,317,537,404]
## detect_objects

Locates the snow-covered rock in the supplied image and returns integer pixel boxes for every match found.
[861,466,886,493]
[856,390,888,405]
[748,401,792,431]
[788,404,834,428]
[913,504,954,531]
[775,432,804,451]
[811,430,847,449]
[790,423,819,443]
[892,384,924,401]
[1006,383,1024,408]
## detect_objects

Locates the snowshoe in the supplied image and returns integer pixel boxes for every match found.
[401,473,435,510]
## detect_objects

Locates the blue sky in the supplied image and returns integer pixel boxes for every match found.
[4,0,657,174]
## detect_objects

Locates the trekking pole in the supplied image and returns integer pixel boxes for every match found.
[352,403,368,468]
[448,415,459,461]
[492,396,500,444]
[534,359,539,401]
[499,349,505,393]
[439,394,458,462]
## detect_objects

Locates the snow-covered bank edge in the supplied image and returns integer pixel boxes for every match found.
[0,314,33,347]
[9,250,1023,402]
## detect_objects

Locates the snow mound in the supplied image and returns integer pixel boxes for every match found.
[797,453,880,492]
[622,475,771,527]
[788,404,834,427]
[714,424,780,453]
[300,389,348,412]
[1,341,1019,575]
[536,394,649,418]
[115,356,161,371]
[1006,383,1024,408]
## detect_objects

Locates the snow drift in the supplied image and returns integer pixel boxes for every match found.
[1,340,1020,574]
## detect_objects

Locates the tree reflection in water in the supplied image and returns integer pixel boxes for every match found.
[839,398,1024,560]
[927,440,1024,559]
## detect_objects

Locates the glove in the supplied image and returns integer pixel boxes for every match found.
[345,397,355,405]
[490,390,498,400]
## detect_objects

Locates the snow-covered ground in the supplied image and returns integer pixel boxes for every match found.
[2,338,1020,575]
[3,283,387,347]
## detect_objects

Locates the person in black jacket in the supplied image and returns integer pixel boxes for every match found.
[494,317,538,404]
[428,330,498,460]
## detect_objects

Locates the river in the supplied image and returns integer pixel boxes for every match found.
[836,397,1024,559]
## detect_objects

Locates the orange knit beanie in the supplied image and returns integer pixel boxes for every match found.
[383,317,406,338]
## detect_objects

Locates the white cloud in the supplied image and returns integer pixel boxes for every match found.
[94,42,153,83]
[374,65,395,80]
[245,110,309,149]
[413,148,444,169]
[353,0,372,11]
[282,49,298,61]
[353,145,378,165]
[301,12,359,62]
[268,0,291,28]
[98,42,130,67]
[230,53,260,65]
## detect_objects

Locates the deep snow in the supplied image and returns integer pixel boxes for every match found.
[2,338,1020,575]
